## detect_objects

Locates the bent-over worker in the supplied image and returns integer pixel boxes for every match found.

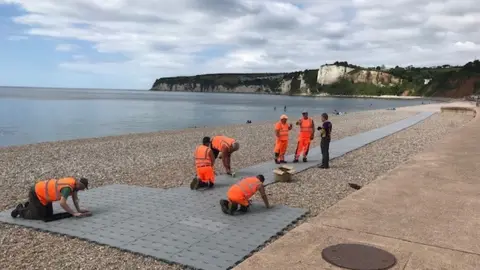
[294,110,315,162]
[210,135,239,176]
[11,177,90,220]
[191,136,216,190]
[318,113,332,169]
[274,114,293,164]
[219,175,270,215]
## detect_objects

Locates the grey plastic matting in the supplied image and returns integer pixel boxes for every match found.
[0,184,307,270]
[0,111,433,270]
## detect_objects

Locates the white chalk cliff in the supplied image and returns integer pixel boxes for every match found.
[317,64,355,85]
[151,64,402,94]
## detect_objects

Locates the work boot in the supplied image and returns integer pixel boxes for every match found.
[198,181,210,188]
[190,177,199,190]
[318,164,329,169]
[228,202,238,215]
[274,159,280,164]
[208,182,215,189]
[303,157,308,162]
[293,159,299,163]
[220,199,230,214]
[280,160,287,163]
[239,205,249,213]
[10,204,23,218]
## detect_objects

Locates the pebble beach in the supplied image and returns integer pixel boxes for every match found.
[0,108,474,269]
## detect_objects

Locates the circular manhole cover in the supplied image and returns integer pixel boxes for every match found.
[321,243,396,270]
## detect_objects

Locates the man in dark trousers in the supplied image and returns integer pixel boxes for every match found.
[11,177,91,221]
[317,113,332,169]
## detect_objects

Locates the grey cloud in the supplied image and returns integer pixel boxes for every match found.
[4,0,479,78]
[64,1,176,24]
[252,12,300,31]
[189,0,260,17]
[324,40,367,51]
[235,34,269,46]
[152,43,178,52]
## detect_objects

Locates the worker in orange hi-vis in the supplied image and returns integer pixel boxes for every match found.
[190,136,216,190]
[274,114,293,164]
[293,110,315,163]
[219,175,271,215]
[210,135,239,176]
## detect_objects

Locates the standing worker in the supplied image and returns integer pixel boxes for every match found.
[274,114,293,164]
[11,177,91,220]
[191,136,216,190]
[219,175,270,215]
[318,113,332,169]
[210,135,240,176]
[294,110,315,163]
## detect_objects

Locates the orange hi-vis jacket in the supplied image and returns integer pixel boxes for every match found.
[298,118,313,138]
[35,177,76,206]
[211,136,235,151]
[195,145,213,168]
[275,121,290,141]
[233,177,262,200]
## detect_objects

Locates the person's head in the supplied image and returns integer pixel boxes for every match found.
[202,136,211,146]
[321,113,329,122]
[230,142,240,153]
[302,110,308,119]
[256,174,265,183]
[76,178,89,191]
[280,114,288,123]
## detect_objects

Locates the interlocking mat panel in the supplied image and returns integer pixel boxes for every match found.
[0,184,307,270]
[0,112,433,270]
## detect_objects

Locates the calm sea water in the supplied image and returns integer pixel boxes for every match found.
[0,87,434,147]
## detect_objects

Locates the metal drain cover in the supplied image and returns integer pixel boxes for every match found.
[322,243,396,270]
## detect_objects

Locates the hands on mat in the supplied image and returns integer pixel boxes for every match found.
[73,209,92,217]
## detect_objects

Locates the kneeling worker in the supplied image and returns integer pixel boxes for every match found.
[210,135,239,176]
[191,136,216,190]
[219,175,270,215]
[11,177,91,220]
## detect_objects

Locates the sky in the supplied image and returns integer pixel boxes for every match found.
[0,0,479,90]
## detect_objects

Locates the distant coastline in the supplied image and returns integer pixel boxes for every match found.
[148,88,444,101]
[0,85,446,102]
[310,93,452,102]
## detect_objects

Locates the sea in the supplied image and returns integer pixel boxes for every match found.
[0,87,435,147]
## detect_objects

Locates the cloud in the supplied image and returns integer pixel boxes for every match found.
[55,43,79,52]
[454,41,480,51]
[7,35,28,41]
[2,0,479,86]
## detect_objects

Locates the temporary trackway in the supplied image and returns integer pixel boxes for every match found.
[0,111,434,270]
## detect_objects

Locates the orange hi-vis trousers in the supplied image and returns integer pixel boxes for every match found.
[274,139,288,161]
[196,166,215,184]
[295,138,311,159]
[227,185,249,206]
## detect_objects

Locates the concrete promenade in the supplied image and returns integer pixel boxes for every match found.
[235,103,480,270]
